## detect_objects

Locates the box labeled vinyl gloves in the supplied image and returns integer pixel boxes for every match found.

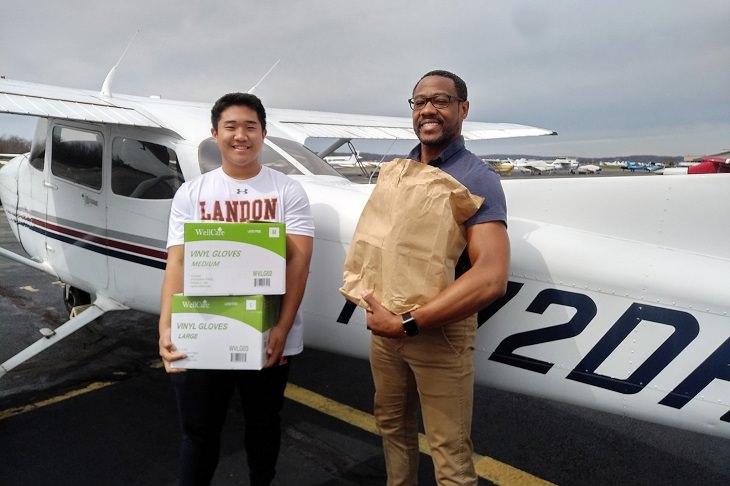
[171,294,280,370]
[183,221,286,296]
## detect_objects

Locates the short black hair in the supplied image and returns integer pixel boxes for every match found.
[211,92,267,130]
[413,70,468,101]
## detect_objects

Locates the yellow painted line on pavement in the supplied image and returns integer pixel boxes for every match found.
[0,373,555,485]
[285,383,556,486]
[0,381,114,421]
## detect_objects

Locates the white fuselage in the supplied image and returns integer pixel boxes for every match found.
[1,105,729,440]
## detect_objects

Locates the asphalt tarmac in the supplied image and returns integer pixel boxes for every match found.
[1,208,730,486]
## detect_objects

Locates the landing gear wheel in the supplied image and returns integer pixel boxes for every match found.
[63,285,91,315]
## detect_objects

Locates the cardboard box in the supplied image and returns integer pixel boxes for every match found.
[171,294,280,370]
[183,221,286,296]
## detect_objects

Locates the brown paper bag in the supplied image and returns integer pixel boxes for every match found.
[340,158,484,314]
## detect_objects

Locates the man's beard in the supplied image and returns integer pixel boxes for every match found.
[419,124,458,147]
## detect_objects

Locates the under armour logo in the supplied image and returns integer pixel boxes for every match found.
[237,188,248,194]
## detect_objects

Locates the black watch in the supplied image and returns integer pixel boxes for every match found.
[401,312,419,337]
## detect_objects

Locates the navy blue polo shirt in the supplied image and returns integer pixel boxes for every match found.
[407,136,507,228]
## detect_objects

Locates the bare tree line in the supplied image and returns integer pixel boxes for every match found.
[0,135,31,154]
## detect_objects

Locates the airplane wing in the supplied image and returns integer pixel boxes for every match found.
[1,77,557,144]
[0,78,166,129]
[267,108,557,144]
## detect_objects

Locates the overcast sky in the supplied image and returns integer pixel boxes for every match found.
[1,0,728,157]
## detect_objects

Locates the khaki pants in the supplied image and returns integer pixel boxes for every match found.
[370,315,478,486]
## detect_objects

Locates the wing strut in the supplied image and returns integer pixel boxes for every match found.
[0,296,129,378]
[317,138,352,159]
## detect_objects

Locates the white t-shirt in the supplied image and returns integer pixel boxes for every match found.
[167,166,315,356]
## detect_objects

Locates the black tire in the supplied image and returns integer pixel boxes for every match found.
[63,285,91,314]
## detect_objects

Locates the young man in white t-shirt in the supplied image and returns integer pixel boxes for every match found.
[158,92,314,486]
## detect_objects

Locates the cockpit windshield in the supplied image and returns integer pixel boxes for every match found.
[197,136,343,177]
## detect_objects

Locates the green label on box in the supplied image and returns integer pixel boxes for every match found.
[172,295,279,332]
[184,222,285,258]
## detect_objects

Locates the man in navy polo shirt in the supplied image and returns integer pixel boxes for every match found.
[362,70,510,485]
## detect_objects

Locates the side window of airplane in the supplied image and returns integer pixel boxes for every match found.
[50,126,103,189]
[261,139,305,175]
[267,137,342,177]
[111,138,183,199]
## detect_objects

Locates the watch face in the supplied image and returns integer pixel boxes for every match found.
[402,314,419,336]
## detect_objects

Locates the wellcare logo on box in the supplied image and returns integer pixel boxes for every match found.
[183,222,286,296]
[193,226,225,237]
[179,299,211,310]
[171,294,280,370]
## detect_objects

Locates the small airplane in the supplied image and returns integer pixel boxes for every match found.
[510,157,578,175]
[511,158,556,175]
[1,73,729,442]
[551,157,579,171]
[576,164,602,174]
[621,161,664,172]
[687,156,730,174]
[324,150,361,167]
[323,149,380,179]
[661,156,730,175]
[485,159,514,174]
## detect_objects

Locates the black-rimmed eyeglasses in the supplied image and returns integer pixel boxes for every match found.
[408,95,464,111]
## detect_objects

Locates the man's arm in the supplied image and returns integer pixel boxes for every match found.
[363,221,510,337]
[265,233,313,366]
[158,244,187,372]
